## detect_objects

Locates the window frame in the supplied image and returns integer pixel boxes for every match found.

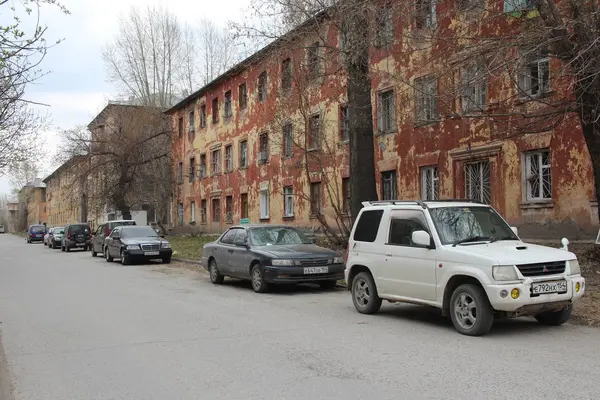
[200,199,207,223]
[257,72,267,102]
[239,140,248,168]
[225,195,233,223]
[199,153,207,178]
[211,149,221,175]
[211,198,221,223]
[200,104,207,128]
[224,90,233,118]
[177,162,183,184]
[461,63,487,113]
[517,48,550,99]
[464,160,491,204]
[414,75,437,124]
[259,189,269,220]
[189,157,196,182]
[375,6,393,48]
[190,200,196,223]
[188,111,195,132]
[283,186,294,217]
[283,123,293,158]
[281,58,292,91]
[241,193,249,219]
[310,182,322,216]
[307,42,320,79]
[381,170,397,200]
[258,133,269,163]
[238,83,247,109]
[420,166,439,200]
[416,0,437,29]
[225,144,233,172]
[524,149,552,201]
[307,113,321,150]
[212,97,219,123]
[377,89,396,134]
[387,210,432,248]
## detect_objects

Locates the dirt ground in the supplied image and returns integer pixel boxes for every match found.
[563,243,600,327]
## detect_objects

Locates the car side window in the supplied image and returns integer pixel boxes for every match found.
[110,228,120,238]
[234,229,247,244]
[388,210,430,247]
[353,210,384,242]
[220,229,238,244]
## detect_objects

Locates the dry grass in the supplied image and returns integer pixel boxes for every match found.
[565,243,600,327]
[167,235,216,261]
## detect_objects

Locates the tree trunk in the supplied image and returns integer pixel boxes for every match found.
[346,8,378,220]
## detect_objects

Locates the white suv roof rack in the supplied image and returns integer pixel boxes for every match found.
[361,199,485,209]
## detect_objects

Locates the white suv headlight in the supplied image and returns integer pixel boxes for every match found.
[568,259,580,275]
[492,265,519,281]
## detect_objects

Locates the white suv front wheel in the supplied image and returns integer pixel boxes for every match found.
[351,272,382,314]
[449,284,494,336]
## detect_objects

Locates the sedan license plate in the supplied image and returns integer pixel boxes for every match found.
[303,266,328,274]
[144,251,160,256]
[531,280,568,295]
[76,243,85,246]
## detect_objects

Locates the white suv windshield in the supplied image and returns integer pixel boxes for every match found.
[429,206,518,245]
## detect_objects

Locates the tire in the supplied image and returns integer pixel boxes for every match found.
[120,250,129,265]
[105,248,113,262]
[91,247,97,257]
[251,264,270,293]
[66,245,71,253]
[162,257,171,264]
[351,272,382,314]
[61,244,65,252]
[209,259,224,284]
[52,242,56,249]
[449,284,494,336]
[319,280,338,290]
[535,304,573,326]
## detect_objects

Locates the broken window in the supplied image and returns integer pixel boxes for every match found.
[465,161,491,204]
[525,150,551,200]
[518,48,550,98]
[420,166,439,200]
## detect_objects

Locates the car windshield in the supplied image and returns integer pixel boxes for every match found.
[429,206,518,245]
[30,226,45,233]
[249,227,312,246]
[54,228,65,234]
[121,226,158,238]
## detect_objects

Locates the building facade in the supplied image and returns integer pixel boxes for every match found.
[166,1,598,238]
[44,155,88,227]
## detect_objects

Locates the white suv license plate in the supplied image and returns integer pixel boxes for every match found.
[531,280,568,295]
[144,251,160,256]
[303,266,328,274]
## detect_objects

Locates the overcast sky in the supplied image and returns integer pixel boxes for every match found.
[0,0,250,197]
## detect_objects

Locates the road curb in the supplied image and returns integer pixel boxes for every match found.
[172,257,203,265]
[0,329,15,400]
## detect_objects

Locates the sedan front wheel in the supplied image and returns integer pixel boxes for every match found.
[251,264,269,293]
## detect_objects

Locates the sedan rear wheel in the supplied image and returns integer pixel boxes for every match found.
[251,264,269,293]
[209,259,224,284]
[105,248,113,262]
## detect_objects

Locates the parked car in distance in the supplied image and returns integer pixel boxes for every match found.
[61,223,92,252]
[43,228,54,246]
[201,225,344,293]
[26,224,46,243]
[344,200,586,337]
[91,220,137,257]
[0,224,5,233]
[47,226,65,249]
[104,225,172,265]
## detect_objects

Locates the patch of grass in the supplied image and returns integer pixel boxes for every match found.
[167,235,216,261]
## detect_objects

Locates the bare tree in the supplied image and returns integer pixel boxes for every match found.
[60,104,170,222]
[8,160,41,230]
[0,0,68,174]
[196,18,240,86]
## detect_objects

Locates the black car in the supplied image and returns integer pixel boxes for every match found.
[26,224,46,243]
[61,223,92,252]
[201,225,344,293]
[91,220,137,257]
[104,225,172,265]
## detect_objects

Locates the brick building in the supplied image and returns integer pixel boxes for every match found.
[44,155,88,227]
[166,1,598,237]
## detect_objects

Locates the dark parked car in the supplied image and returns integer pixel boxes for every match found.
[91,220,137,257]
[26,224,46,243]
[104,225,172,265]
[46,226,65,249]
[0,224,5,233]
[201,225,344,293]
[61,223,92,252]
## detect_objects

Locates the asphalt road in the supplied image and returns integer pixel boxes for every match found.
[0,233,599,400]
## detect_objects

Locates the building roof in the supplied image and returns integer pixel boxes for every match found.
[42,155,87,184]
[164,9,329,114]
[87,101,148,130]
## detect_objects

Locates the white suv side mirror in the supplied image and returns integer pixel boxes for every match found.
[412,230,432,247]
[510,227,518,236]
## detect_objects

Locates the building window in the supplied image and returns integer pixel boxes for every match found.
[211,149,221,175]
[518,48,550,98]
[223,90,232,118]
[284,186,294,217]
[259,189,269,219]
[200,199,207,223]
[239,83,247,109]
[420,166,439,200]
[342,177,350,214]
[178,203,183,226]
[199,154,206,178]
[200,104,207,128]
[259,133,269,163]
[504,0,535,13]
[416,0,436,28]
[257,72,267,102]
[241,193,248,219]
[240,140,248,168]
[415,76,437,124]
[177,162,183,184]
[375,6,393,47]
[189,111,195,132]
[461,64,487,113]
[377,89,396,133]
[307,42,320,78]
[225,145,233,172]
[190,201,196,223]
[283,123,293,158]
[211,198,220,223]
[281,58,292,91]
[465,161,491,204]
[308,114,321,149]
[339,105,349,141]
[310,182,322,215]
[189,157,196,182]
[212,97,219,123]
[381,170,397,200]
[525,150,551,200]
[226,196,233,223]
[178,117,183,138]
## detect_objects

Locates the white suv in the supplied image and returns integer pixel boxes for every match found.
[344,200,586,336]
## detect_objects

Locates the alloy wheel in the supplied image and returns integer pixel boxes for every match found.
[453,293,477,330]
